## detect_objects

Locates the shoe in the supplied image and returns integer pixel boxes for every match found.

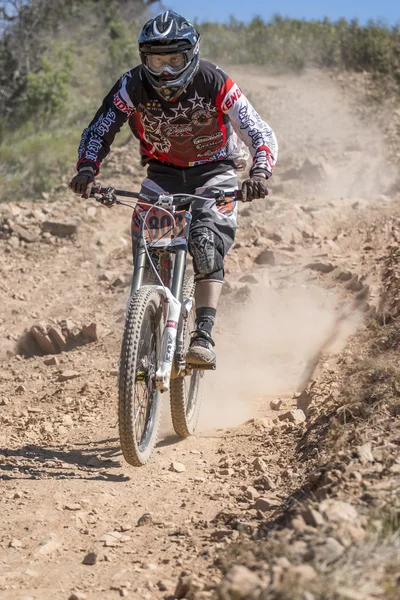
[185,330,216,368]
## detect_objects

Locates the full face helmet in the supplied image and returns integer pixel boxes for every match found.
[138,10,201,101]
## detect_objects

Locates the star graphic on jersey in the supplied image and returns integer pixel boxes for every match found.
[188,91,205,110]
[151,110,172,127]
[204,100,217,114]
[171,102,191,119]
[142,111,158,130]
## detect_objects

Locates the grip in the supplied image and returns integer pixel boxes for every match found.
[234,189,244,201]
[90,184,103,195]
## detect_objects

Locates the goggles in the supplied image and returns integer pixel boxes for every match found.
[146,52,187,75]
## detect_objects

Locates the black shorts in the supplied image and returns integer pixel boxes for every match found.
[138,159,238,256]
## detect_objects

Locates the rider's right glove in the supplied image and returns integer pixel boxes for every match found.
[69,168,95,199]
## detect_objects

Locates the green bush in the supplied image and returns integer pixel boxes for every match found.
[107,11,139,75]
[0,126,81,198]
[24,50,74,125]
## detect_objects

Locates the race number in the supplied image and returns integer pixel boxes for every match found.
[131,205,188,245]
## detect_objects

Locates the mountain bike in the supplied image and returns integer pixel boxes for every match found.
[91,185,242,466]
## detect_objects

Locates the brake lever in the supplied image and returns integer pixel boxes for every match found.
[215,189,244,206]
[91,186,117,208]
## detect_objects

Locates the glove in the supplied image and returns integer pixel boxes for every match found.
[241,173,269,202]
[69,168,95,199]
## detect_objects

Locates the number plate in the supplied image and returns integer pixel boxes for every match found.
[131,204,189,247]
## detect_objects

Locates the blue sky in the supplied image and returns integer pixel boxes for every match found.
[164,0,399,26]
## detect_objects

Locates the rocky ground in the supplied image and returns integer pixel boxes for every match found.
[0,67,399,600]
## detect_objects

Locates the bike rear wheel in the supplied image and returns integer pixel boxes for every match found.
[118,286,163,466]
[170,277,204,438]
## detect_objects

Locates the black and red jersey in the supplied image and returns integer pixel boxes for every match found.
[77,60,278,176]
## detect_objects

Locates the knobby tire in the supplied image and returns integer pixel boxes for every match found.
[118,286,162,466]
[170,277,204,438]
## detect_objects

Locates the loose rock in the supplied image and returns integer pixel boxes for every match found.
[301,507,325,527]
[255,496,281,512]
[82,322,98,342]
[217,565,265,600]
[254,474,275,491]
[63,502,81,511]
[356,442,374,464]
[313,537,345,564]
[245,486,260,501]
[58,370,81,382]
[239,273,258,284]
[279,409,306,424]
[12,223,38,243]
[284,564,317,585]
[270,398,283,411]
[42,221,78,236]
[319,499,358,523]
[31,326,57,355]
[170,461,186,473]
[252,457,267,472]
[44,356,58,366]
[305,262,334,273]
[48,327,68,351]
[35,539,61,556]
[82,552,97,565]
[255,249,276,266]
[175,575,202,599]
[335,270,353,281]
[113,275,126,287]
[137,512,153,527]
[69,593,87,600]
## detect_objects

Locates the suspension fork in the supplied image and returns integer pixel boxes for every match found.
[170,250,186,301]
[130,237,147,296]
[172,249,192,377]
[155,249,188,390]
[154,285,181,392]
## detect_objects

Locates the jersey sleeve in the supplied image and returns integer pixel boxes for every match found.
[77,71,135,174]
[216,75,278,177]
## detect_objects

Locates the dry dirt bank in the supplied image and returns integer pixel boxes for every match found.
[0,67,399,600]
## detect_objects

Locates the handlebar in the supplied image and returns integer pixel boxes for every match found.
[90,185,244,208]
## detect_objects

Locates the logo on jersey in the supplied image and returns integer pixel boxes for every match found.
[192,109,213,126]
[113,93,132,116]
[164,123,193,137]
[199,147,227,159]
[221,84,242,111]
[188,159,212,167]
[193,132,224,151]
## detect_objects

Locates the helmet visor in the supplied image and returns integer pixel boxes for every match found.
[146,52,187,75]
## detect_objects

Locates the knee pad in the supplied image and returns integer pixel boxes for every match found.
[189,227,224,282]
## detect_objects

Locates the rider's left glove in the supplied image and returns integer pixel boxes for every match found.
[69,168,95,199]
[241,172,269,202]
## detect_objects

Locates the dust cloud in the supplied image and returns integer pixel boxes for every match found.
[160,67,382,438]
[237,67,397,202]
[197,282,361,431]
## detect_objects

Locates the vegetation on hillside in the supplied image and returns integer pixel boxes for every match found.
[0,0,154,199]
[0,2,399,200]
[200,15,400,81]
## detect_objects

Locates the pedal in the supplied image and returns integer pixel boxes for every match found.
[186,362,216,371]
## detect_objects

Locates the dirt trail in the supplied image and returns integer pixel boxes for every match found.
[0,67,399,600]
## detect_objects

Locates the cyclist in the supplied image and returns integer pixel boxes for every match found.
[70,10,278,368]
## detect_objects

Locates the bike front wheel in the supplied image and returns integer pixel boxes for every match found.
[170,277,204,438]
[118,286,163,466]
